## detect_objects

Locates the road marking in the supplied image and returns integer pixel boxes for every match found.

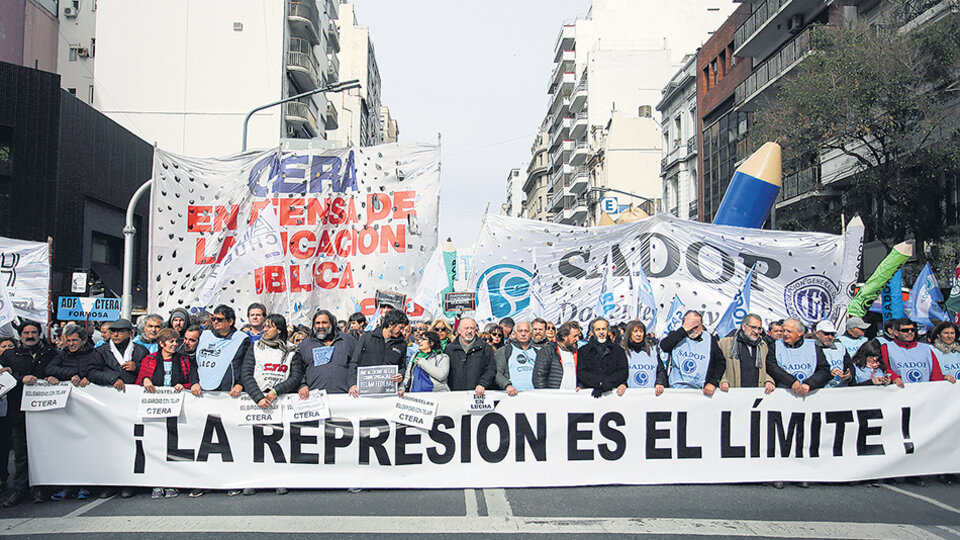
[883,484,960,516]
[0,516,944,538]
[937,526,960,538]
[483,489,513,518]
[464,489,478,517]
[62,495,115,519]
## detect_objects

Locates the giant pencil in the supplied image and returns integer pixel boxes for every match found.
[713,142,782,228]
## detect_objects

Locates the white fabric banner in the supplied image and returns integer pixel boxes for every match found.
[0,236,49,325]
[148,143,440,325]
[25,384,960,489]
[469,215,845,329]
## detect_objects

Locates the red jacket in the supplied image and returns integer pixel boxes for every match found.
[881,339,946,383]
[136,352,196,388]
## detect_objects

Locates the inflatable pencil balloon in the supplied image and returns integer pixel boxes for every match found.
[712,142,782,228]
[846,240,914,319]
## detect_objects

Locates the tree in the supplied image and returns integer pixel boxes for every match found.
[751,6,960,266]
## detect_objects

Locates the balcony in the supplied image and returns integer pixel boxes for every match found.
[324,0,338,19]
[570,110,588,139]
[287,1,320,45]
[776,165,820,203]
[663,141,687,169]
[686,135,697,156]
[549,97,570,125]
[325,101,338,129]
[326,52,339,83]
[549,118,572,150]
[284,98,318,137]
[688,200,699,220]
[570,77,587,113]
[549,50,576,93]
[570,143,589,166]
[550,163,573,190]
[550,185,570,212]
[735,27,812,111]
[569,166,589,194]
[734,0,824,59]
[326,19,340,53]
[553,23,575,60]
[287,37,319,91]
[550,72,576,96]
[569,203,588,223]
[559,139,575,158]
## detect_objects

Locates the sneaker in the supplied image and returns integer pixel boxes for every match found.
[276,488,288,495]
[99,489,116,499]
[188,489,206,498]
[164,488,179,498]
[226,489,243,497]
[242,488,256,496]
[3,492,24,508]
[770,481,784,489]
[77,489,91,500]
[120,488,136,499]
[31,488,45,504]
[797,482,810,488]
[151,488,164,499]
[50,489,70,501]
[347,487,362,493]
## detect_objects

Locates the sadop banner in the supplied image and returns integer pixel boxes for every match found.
[468,215,846,329]
[24,384,960,488]
[0,236,49,325]
[148,144,440,324]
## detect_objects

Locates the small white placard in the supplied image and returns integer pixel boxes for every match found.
[465,393,495,414]
[21,382,72,411]
[358,365,398,395]
[136,388,185,419]
[237,395,283,425]
[390,394,438,430]
[285,390,331,422]
[0,371,17,398]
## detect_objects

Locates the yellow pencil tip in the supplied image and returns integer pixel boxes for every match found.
[737,142,781,186]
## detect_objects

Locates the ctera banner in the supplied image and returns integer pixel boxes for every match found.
[148,143,440,325]
[25,384,960,489]
[468,215,846,329]
[0,236,49,325]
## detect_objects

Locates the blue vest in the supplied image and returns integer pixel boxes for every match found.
[854,364,882,384]
[937,349,960,380]
[668,336,712,389]
[820,345,847,388]
[775,339,816,383]
[627,348,658,388]
[505,344,536,391]
[886,342,934,383]
[197,330,247,390]
[133,336,159,354]
[837,335,867,357]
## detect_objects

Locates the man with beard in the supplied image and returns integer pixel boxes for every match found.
[446,318,496,396]
[88,319,149,394]
[167,308,190,340]
[718,314,776,394]
[495,321,538,395]
[533,322,580,390]
[815,320,853,388]
[577,317,628,398]
[298,309,357,395]
[2,322,57,506]
[530,318,549,350]
[195,305,249,394]
[348,309,408,397]
[179,325,202,361]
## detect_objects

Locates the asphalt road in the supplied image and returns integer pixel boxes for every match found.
[1,478,960,538]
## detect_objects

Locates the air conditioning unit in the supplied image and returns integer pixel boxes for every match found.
[77,48,89,58]
[63,6,78,17]
[787,14,804,32]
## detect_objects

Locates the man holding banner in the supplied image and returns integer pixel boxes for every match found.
[768,319,831,397]
[298,310,356,396]
[657,311,725,396]
[494,321,538,396]
[718,314,775,393]
[882,318,956,388]
[196,305,249,394]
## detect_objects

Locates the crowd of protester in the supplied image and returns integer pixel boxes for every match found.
[1,301,958,504]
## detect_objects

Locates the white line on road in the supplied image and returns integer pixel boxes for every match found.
[61,495,115,519]
[464,489,478,517]
[482,488,513,518]
[937,526,960,538]
[883,484,960,516]
[0,516,946,538]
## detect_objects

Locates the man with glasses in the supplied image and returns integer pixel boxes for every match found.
[494,321,538,395]
[196,305,249,394]
[882,318,956,388]
[815,320,852,388]
[718,314,776,394]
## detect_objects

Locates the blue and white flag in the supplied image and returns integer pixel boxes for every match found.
[881,269,904,323]
[633,264,658,333]
[714,264,756,338]
[365,308,382,332]
[528,250,545,319]
[594,255,616,318]
[908,263,948,328]
[663,294,686,334]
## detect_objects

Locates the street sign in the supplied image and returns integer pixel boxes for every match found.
[56,297,121,322]
[71,272,87,294]
[601,197,619,214]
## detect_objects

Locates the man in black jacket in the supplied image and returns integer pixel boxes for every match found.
[533,322,580,389]
[577,317,628,398]
[445,318,495,396]
[766,318,831,396]
[2,321,57,506]
[46,325,98,386]
[348,309,408,397]
[657,311,726,396]
[87,319,149,391]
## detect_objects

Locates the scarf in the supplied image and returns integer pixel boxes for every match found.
[933,338,960,355]
[627,340,647,353]
[733,330,763,369]
[259,336,292,354]
[108,339,134,367]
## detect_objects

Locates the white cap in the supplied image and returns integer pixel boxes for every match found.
[815,320,837,334]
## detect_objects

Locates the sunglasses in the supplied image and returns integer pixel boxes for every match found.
[211,316,227,322]
[900,328,917,333]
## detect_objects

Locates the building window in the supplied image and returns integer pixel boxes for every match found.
[88,85,94,103]
[703,67,710,90]
[718,50,727,78]
[69,48,78,62]
[91,232,123,268]
[67,88,77,95]
[711,60,718,86]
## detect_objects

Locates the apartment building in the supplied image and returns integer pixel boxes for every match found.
[656,54,700,221]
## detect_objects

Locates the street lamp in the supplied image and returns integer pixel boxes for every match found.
[241,79,362,151]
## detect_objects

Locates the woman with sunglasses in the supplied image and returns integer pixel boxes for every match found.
[430,319,454,349]
[545,322,557,343]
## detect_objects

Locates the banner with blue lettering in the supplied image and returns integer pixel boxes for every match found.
[468,215,845,328]
[148,144,440,325]
[24,384,960,488]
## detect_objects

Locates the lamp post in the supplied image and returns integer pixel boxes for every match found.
[241,79,362,151]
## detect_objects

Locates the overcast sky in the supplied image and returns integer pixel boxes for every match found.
[350,0,736,250]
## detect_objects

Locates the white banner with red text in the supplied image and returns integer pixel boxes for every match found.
[25,384,960,489]
[148,143,440,325]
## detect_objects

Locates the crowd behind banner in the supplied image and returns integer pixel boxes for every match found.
[2,296,960,504]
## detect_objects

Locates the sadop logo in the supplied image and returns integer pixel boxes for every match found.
[475,264,533,318]
[681,358,698,375]
[634,370,649,386]
[906,369,924,383]
[784,275,838,325]
[793,371,807,382]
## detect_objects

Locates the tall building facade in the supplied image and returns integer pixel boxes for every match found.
[379,106,399,143]
[501,168,525,218]
[522,121,551,221]
[0,0,58,73]
[57,0,97,103]
[92,0,342,157]
[657,54,699,221]
[327,3,386,147]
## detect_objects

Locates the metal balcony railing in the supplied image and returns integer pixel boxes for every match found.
[734,0,791,51]
[735,27,812,106]
[287,1,320,44]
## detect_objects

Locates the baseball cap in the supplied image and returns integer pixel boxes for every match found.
[845,317,870,331]
[815,320,837,334]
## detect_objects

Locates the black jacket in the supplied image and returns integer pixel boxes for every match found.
[46,342,99,381]
[87,340,150,385]
[658,328,726,387]
[348,328,406,388]
[445,337,496,391]
[533,343,569,389]
[577,338,628,391]
[241,340,305,402]
[1,341,58,415]
[298,331,356,394]
[766,337,832,390]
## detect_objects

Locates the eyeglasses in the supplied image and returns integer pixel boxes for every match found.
[211,316,227,322]
[745,324,762,331]
[821,332,836,336]
[900,328,917,334]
